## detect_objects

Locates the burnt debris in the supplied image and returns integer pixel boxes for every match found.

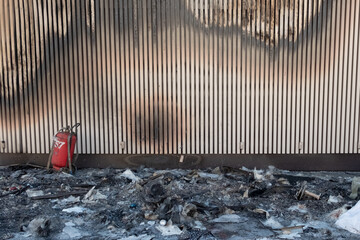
[0,166,359,239]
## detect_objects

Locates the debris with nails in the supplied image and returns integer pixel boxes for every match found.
[296,183,321,200]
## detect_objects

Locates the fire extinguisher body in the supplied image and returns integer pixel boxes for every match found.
[51,132,77,170]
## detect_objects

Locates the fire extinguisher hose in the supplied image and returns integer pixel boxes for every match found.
[68,133,73,174]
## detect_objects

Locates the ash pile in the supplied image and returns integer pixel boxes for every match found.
[0,165,360,240]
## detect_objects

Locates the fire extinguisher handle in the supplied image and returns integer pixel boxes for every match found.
[71,123,81,131]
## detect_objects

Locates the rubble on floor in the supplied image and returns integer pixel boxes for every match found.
[336,200,360,235]
[0,165,360,239]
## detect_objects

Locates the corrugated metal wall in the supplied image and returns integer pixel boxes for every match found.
[0,0,359,155]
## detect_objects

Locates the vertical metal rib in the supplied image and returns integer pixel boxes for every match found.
[0,0,5,153]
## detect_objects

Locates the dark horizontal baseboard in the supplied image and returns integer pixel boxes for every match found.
[0,153,359,171]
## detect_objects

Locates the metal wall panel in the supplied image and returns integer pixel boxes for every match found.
[0,0,359,155]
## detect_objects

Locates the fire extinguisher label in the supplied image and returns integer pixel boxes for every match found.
[54,139,66,149]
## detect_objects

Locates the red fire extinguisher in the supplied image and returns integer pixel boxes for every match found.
[47,123,80,173]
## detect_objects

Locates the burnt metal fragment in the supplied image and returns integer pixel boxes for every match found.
[144,180,167,203]
[296,183,321,200]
